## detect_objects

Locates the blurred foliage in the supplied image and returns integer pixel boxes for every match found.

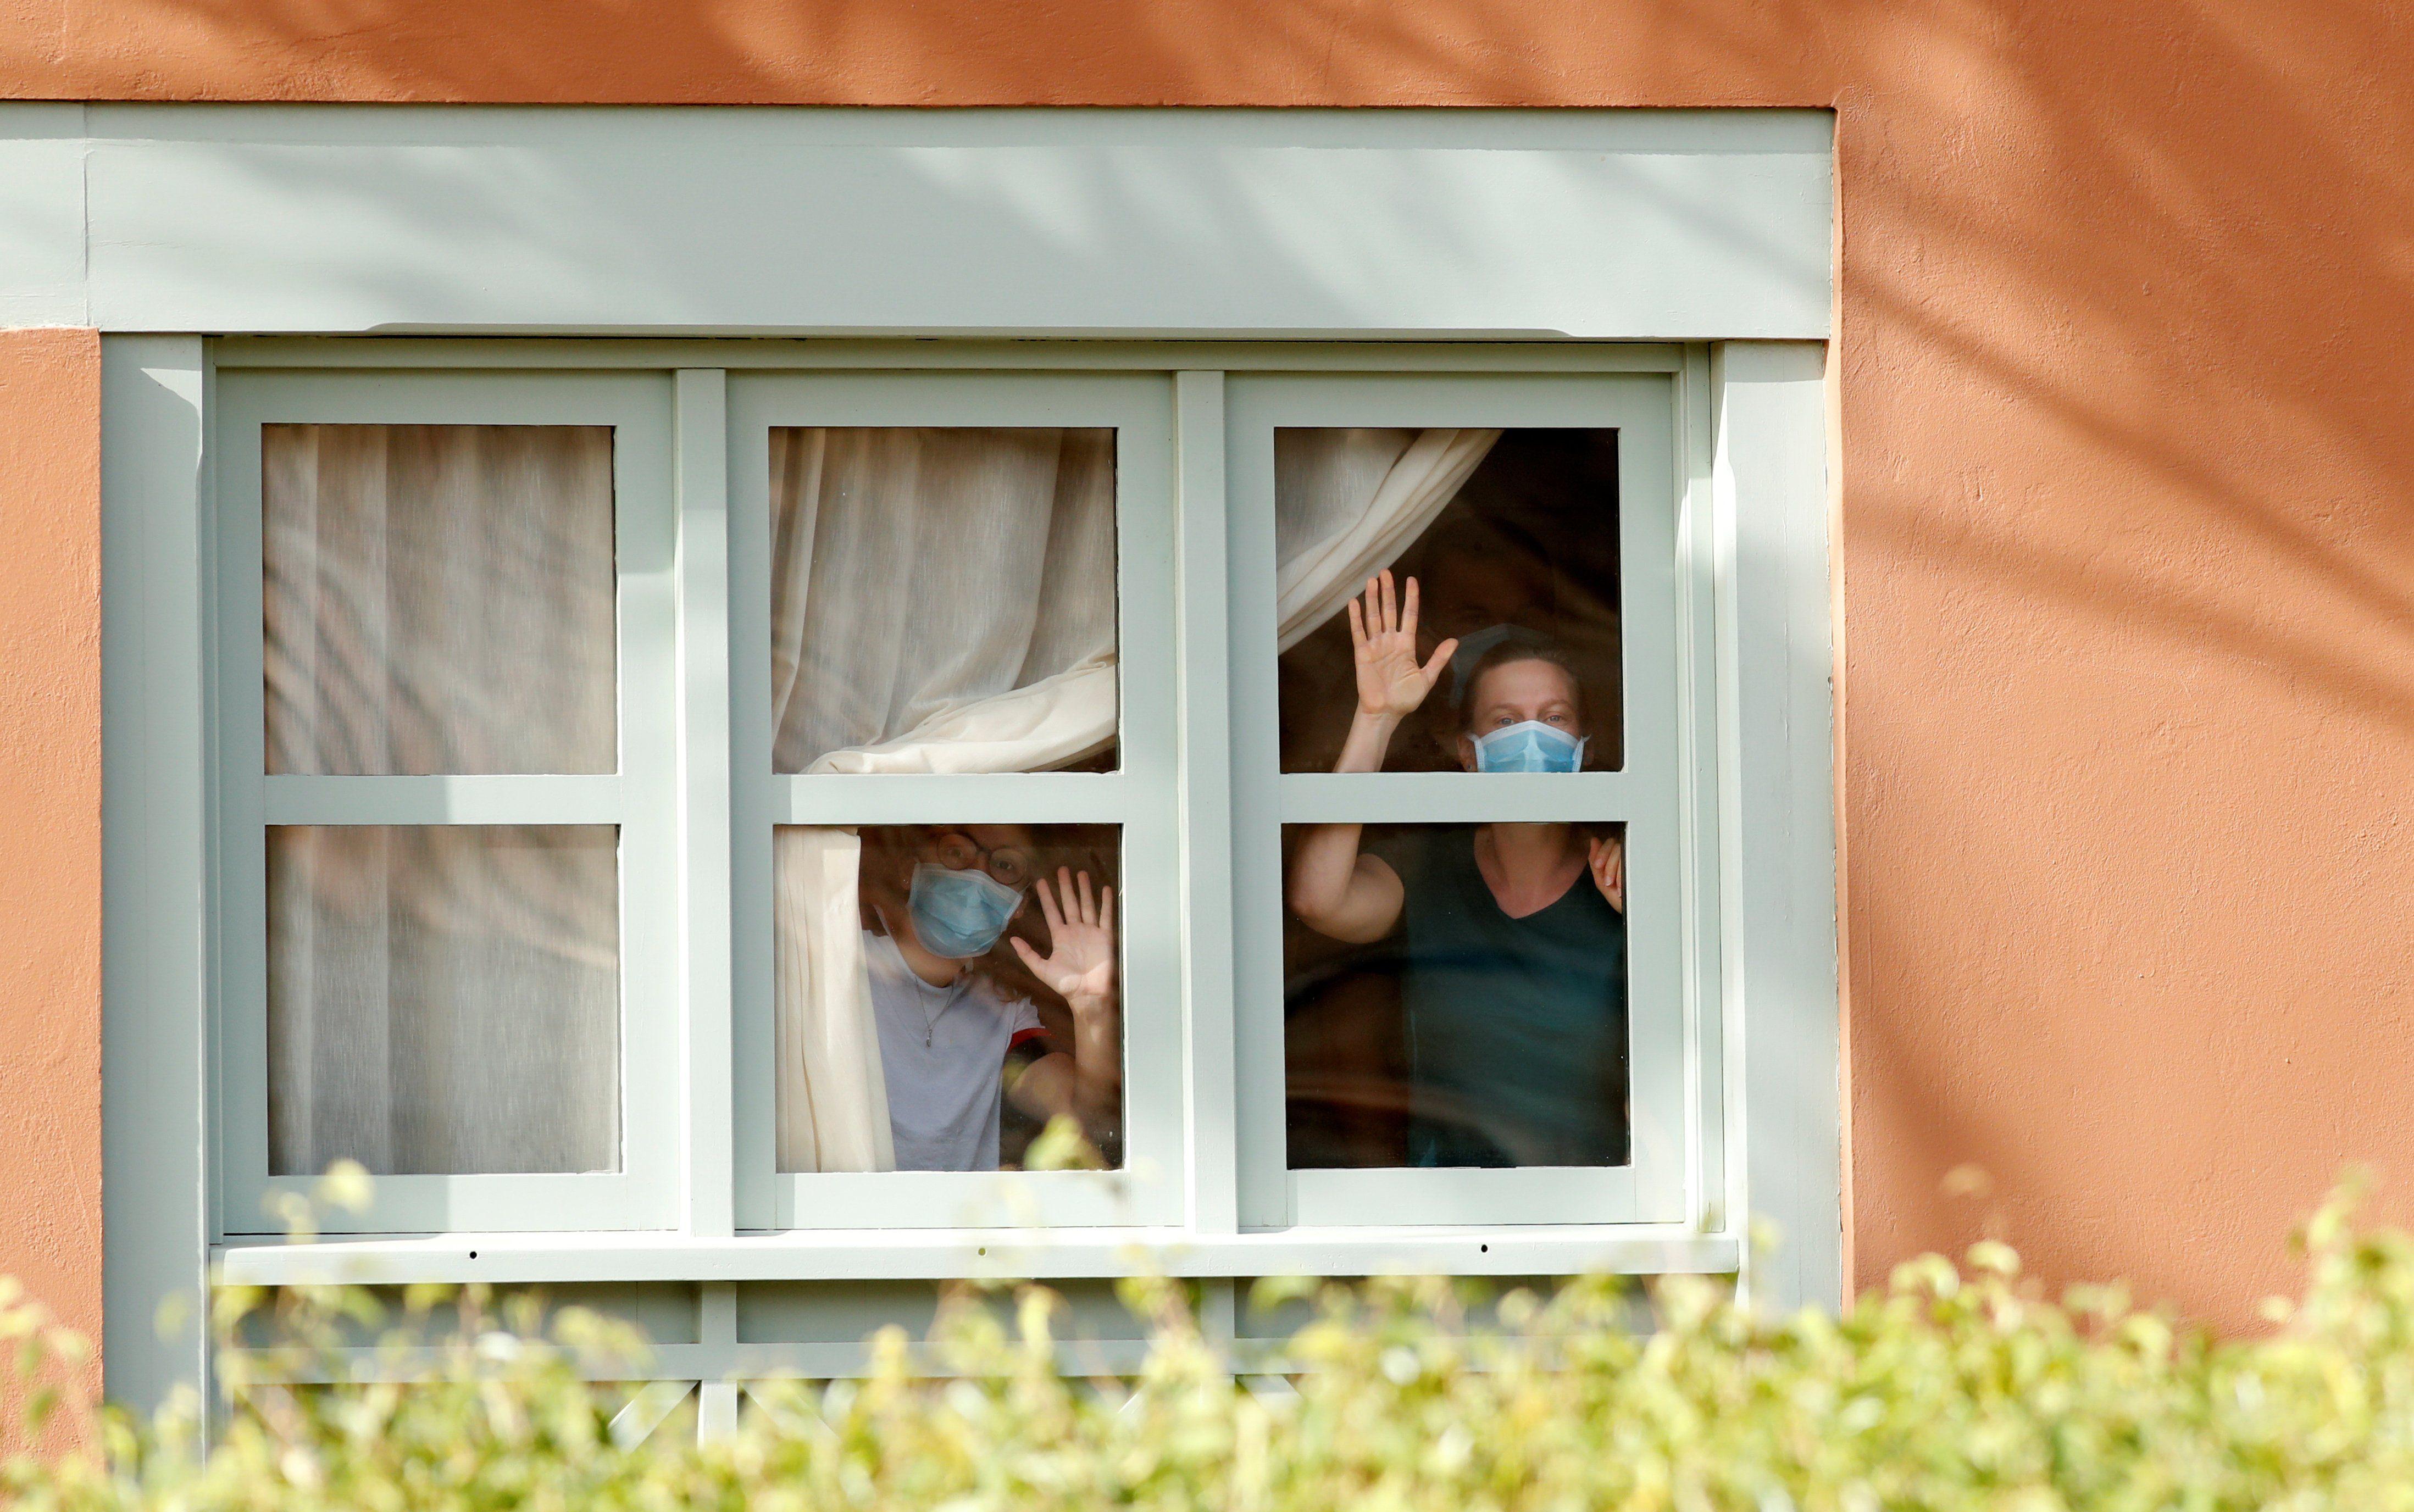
[9,1169,2414,1510]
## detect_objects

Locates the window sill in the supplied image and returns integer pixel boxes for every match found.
[214,1225,1740,1287]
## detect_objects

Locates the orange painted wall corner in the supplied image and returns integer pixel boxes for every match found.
[0,326,105,1384]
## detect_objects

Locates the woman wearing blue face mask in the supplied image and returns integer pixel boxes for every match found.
[1286,571,1628,1168]
[858,825,1120,1172]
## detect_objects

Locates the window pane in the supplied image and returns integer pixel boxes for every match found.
[774,824,1124,1174]
[1282,821,1629,1170]
[769,428,1119,774]
[263,424,618,775]
[1274,429,1622,774]
[267,825,620,1176]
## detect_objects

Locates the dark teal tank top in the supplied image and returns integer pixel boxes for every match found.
[1385,826,1630,1168]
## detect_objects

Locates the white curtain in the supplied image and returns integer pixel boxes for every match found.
[267,825,621,1176]
[1272,428,1501,652]
[773,424,1498,1171]
[262,424,617,776]
[769,426,1119,775]
[261,425,623,1177]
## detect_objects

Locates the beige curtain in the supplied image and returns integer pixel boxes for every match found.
[261,425,625,1178]
[773,425,1498,1172]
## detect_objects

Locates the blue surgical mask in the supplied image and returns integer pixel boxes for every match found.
[1471,721,1588,774]
[1446,624,1522,706]
[907,862,1026,959]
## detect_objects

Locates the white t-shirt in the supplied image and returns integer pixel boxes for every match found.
[864,929,1046,1172]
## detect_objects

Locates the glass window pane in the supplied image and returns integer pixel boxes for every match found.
[263,424,618,775]
[774,823,1123,1173]
[1275,429,1622,774]
[768,428,1119,774]
[1283,821,1629,1170]
[267,825,621,1176]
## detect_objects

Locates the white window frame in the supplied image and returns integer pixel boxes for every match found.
[71,103,1839,1413]
[106,335,1832,1412]
[203,355,1727,1239]
[723,370,1186,1231]
[1224,371,1695,1230]
[210,369,684,1235]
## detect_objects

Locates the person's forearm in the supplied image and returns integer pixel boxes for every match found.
[1288,821,1367,929]
[1334,708,1400,774]
[1065,991,1122,1132]
[1286,710,1398,928]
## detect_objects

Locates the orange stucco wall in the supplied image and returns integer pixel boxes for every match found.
[0,328,103,1366]
[5,0,2413,1336]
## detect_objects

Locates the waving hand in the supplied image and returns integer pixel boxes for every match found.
[1350,570,1457,720]
[1012,869,1117,1009]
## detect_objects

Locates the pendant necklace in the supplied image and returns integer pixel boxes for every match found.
[918,980,955,1047]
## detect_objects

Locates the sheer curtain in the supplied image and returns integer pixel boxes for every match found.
[1273,428,1500,651]
[268,825,620,1175]
[773,424,1498,1172]
[260,424,622,1175]
[770,427,1119,775]
[263,424,616,776]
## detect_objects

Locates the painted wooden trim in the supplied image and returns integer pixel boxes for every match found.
[1676,345,1731,1238]
[0,105,1832,339]
[1717,342,1843,1310]
[1173,371,1240,1236]
[213,339,1691,374]
[213,1226,1742,1286]
[676,370,737,1238]
[99,335,214,1412]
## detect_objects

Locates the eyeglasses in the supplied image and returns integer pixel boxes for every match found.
[929,831,1034,888]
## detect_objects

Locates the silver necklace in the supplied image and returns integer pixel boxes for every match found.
[915,976,957,1048]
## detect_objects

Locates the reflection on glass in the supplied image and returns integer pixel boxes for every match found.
[267,825,621,1176]
[769,428,1119,774]
[1275,429,1621,773]
[263,424,618,776]
[775,824,1123,1172]
[1284,819,1628,1170]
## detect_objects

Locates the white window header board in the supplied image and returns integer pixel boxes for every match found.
[3,104,1831,338]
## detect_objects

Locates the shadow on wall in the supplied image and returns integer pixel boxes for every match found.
[37,0,2414,1329]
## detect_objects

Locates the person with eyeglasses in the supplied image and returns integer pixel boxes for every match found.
[857,826,1119,1171]
[1286,570,1629,1169]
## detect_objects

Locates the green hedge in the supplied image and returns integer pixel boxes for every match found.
[8,1181,2414,1510]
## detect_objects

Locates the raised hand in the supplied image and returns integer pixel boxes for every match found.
[1587,832,1625,915]
[1348,570,1457,721]
[1012,868,1117,1010]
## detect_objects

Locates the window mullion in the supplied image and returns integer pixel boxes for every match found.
[674,369,736,1238]
[1173,370,1239,1236]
